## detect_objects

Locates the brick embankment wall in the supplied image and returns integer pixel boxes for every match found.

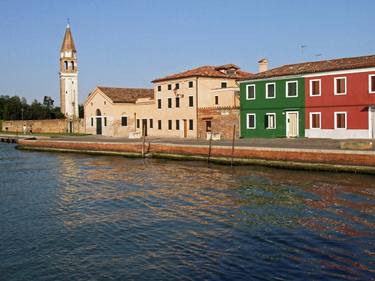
[2,119,85,134]
[17,139,375,169]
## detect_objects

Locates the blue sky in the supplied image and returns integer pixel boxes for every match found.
[0,0,374,105]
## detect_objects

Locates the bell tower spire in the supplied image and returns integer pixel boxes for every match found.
[59,22,78,119]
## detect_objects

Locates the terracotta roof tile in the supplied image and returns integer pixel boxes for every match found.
[239,55,375,81]
[97,86,153,103]
[152,65,253,83]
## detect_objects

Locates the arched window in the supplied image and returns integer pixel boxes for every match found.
[96,109,101,116]
[64,61,68,70]
[71,61,75,70]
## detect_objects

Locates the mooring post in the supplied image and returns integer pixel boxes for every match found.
[141,122,146,158]
[207,131,213,164]
[231,125,236,167]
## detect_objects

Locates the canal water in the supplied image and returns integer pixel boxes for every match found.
[0,143,374,280]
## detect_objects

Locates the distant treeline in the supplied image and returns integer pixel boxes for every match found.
[0,95,84,120]
[0,95,65,120]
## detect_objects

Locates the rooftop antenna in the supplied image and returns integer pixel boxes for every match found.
[300,45,307,62]
[315,53,322,60]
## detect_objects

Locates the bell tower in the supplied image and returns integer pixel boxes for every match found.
[59,23,78,119]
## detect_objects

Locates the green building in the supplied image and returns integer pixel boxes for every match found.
[239,72,305,138]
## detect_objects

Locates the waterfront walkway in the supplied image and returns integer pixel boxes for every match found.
[45,135,374,151]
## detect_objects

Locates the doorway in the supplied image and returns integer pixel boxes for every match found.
[69,121,73,133]
[286,111,299,138]
[142,119,148,137]
[183,119,187,138]
[370,107,375,138]
[96,118,102,135]
[96,109,102,135]
[205,120,212,132]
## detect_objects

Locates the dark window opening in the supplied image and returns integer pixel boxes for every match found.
[176,97,180,108]
[168,120,172,130]
[157,99,162,109]
[121,116,128,126]
[336,78,346,94]
[189,96,194,107]
[176,120,180,130]
[189,119,193,130]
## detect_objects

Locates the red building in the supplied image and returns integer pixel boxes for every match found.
[304,56,375,139]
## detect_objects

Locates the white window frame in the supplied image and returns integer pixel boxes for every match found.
[369,74,375,94]
[121,115,128,127]
[334,77,347,95]
[309,112,321,129]
[265,83,276,99]
[286,81,298,98]
[334,112,347,129]
[246,113,256,129]
[266,113,276,129]
[309,79,321,97]
[246,84,256,100]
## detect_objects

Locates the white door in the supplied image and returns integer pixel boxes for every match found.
[286,112,299,138]
[371,108,375,138]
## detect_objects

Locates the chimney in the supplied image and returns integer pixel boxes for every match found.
[258,58,268,73]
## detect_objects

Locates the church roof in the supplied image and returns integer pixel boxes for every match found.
[61,25,76,52]
[97,86,154,103]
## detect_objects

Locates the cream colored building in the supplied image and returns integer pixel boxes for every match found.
[84,87,154,137]
[84,64,251,138]
[151,64,251,138]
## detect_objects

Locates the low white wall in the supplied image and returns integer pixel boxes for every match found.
[306,129,369,139]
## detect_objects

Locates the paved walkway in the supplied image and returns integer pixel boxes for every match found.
[47,135,374,151]
[1,133,373,151]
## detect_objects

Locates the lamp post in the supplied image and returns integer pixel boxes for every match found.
[21,108,24,134]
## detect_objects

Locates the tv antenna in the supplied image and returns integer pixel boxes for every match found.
[300,45,307,61]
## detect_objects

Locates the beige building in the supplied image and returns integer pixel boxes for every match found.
[151,64,251,139]
[84,87,154,137]
[84,64,251,139]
